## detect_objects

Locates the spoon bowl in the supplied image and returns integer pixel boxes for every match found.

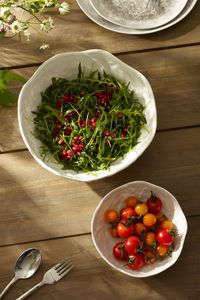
[0,248,42,299]
[15,248,42,279]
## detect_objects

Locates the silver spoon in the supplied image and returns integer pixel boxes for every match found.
[0,248,42,299]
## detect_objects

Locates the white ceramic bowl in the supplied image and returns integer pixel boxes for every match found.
[18,50,157,182]
[91,181,188,277]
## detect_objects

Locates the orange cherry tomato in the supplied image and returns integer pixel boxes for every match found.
[109,227,119,238]
[105,209,119,223]
[156,212,167,223]
[135,203,148,216]
[135,223,147,236]
[144,251,157,265]
[156,245,169,257]
[125,196,139,208]
[160,220,175,230]
[145,232,156,247]
[143,213,157,227]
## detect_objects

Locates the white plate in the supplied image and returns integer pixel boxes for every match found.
[76,0,198,34]
[90,0,188,29]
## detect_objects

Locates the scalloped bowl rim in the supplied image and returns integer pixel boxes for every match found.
[91,181,188,277]
[18,49,157,182]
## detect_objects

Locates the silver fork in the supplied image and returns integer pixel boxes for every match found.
[16,258,73,300]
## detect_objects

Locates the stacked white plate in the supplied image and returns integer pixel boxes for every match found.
[76,0,197,34]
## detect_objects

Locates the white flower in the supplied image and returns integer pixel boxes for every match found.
[45,0,54,7]
[10,20,23,33]
[40,43,49,50]
[40,17,54,32]
[59,2,70,15]
[0,7,10,17]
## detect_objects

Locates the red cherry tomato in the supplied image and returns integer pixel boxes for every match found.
[128,253,144,270]
[113,242,128,260]
[146,191,162,214]
[117,220,134,238]
[121,207,137,221]
[156,229,175,246]
[124,236,141,254]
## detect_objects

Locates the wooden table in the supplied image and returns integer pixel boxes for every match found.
[0,1,200,299]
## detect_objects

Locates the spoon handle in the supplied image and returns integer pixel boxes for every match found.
[0,276,18,299]
[16,281,45,300]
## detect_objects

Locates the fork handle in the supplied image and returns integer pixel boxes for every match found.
[16,281,45,300]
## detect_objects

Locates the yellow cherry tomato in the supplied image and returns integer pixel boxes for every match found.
[135,203,148,215]
[143,213,157,227]
[156,245,168,257]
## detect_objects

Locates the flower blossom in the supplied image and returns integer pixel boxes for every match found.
[59,2,70,15]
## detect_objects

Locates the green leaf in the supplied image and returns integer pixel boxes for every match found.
[0,79,6,91]
[0,89,18,106]
[3,70,26,83]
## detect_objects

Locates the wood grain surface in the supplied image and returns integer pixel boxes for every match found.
[0,1,199,68]
[0,216,199,300]
[0,127,199,246]
[0,0,199,299]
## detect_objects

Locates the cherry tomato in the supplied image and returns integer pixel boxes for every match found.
[160,220,175,230]
[128,253,144,270]
[156,245,168,257]
[113,242,128,260]
[121,207,137,221]
[135,223,147,236]
[125,196,139,208]
[109,227,119,238]
[124,236,141,254]
[117,220,134,238]
[146,191,162,214]
[105,209,119,223]
[156,229,175,246]
[156,212,167,223]
[144,251,157,265]
[145,232,156,247]
[135,203,148,216]
[143,213,157,227]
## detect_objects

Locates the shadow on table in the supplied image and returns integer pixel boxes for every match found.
[0,166,49,246]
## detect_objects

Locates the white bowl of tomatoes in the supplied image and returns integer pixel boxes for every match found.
[91,181,187,277]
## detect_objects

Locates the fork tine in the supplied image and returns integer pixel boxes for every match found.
[56,258,71,272]
[57,264,74,279]
[55,257,70,270]
[57,262,73,275]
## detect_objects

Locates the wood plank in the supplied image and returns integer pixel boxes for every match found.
[0,45,199,153]
[0,128,199,246]
[0,216,199,300]
[0,0,200,67]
